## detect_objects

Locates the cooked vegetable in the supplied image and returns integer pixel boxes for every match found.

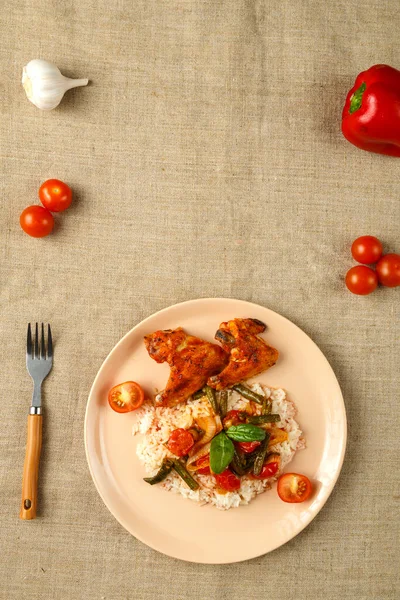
[253,434,271,476]
[209,432,235,474]
[166,429,195,457]
[192,389,205,400]
[186,441,212,471]
[172,460,200,490]
[223,409,245,429]
[189,415,221,456]
[277,473,312,503]
[232,384,265,405]
[236,441,261,454]
[246,414,280,424]
[261,397,271,414]
[108,381,145,413]
[143,459,173,485]
[226,424,266,443]
[203,385,218,414]
[253,456,280,479]
[268,428,289,446]
[194,454,211,475]
[214,469,241,491]
[218,390,228,418]
[230,447,247,476]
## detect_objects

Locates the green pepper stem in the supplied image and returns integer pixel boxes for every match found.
[349,82,366,114]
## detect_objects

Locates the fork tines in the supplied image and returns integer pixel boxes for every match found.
[27,323,53,360]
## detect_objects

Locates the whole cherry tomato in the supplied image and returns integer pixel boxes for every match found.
[166,429,195,457]
[20,205,54,238]
[236,441,261,453]
[214,468,241,492]
[376,253,400,287]
[39,179,72,212]
[351,236,383,264]
[345,265,378,295]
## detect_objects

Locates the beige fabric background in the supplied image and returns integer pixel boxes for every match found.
[1,0,399,598]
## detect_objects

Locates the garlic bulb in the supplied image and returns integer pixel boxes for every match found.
[22,59,88,110]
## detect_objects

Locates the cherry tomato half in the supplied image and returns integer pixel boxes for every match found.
[351,236,383,264]
[166,429,195,457]
[223,410,245,428]
[376,253,400,288]
[253,461,279,479]
[20,205,54,238]
[214,469,241,492]
[39,179,72,212]
[196,455,211,475]
[108,381,144,413]
[236,441,261,454]
[277,473,312,503]
[345,266,378,295]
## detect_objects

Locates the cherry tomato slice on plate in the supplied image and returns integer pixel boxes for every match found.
[345,265,378,295]
[214,468,241,491]
[20,205,54,238]
[351,236,383,264]
[277,473,312,503]
[39,179,72,212]
[108,381,144,413]
[236,441,261,454]
[166,428,195,457]
[376,253,400,287]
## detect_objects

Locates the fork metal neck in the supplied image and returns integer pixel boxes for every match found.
[31,381,42,409]
[29,406,42,414]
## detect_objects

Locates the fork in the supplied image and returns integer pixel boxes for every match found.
[20,323,53,520]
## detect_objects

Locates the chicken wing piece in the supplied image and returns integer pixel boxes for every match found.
[207,318,279,390]
[144,327,228,407]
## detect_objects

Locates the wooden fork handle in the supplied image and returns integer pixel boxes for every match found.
[20,414,43,520]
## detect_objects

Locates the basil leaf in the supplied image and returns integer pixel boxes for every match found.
[226,424,266,443]
[210,432,235,474]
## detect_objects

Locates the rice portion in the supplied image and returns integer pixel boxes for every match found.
[133,383,305,510]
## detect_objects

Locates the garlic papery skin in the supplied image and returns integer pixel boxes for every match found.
[22,59,89,110]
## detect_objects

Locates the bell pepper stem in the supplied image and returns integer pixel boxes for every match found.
[349,82,366,114]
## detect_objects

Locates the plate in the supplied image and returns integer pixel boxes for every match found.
[85,298,346,563]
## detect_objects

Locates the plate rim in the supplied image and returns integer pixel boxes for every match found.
[84,297,347,563]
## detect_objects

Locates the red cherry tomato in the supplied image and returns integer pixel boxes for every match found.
[253,461,279,479]
[196,455,211,475]
[351,236,383,264]
[39,179,72,212]
[166,428,195,457]
[236,441,261,454]
[277,473,312,503]
[108,381,144,413]
[214,469,241,491]
[345,266,378,295]
[376,253,400,287]
[223,410,245,428]
[20,205,54,238]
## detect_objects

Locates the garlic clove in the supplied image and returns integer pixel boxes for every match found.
[22,59,89,110]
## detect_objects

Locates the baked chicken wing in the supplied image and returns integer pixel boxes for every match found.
[207,318,279,389]
[144,327,228,407]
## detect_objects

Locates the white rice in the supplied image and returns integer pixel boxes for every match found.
[133,383,305,510]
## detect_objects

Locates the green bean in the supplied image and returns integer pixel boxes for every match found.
[247,414,280,424]
[232,384,264,405]
[219,390,228,418]
[143,459,173,485]
[253,433,271,476]
[261,397,272,414]
[192,389,205,400]
[172,460,200,491]
[203,385,219,414]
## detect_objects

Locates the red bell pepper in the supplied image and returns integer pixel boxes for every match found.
[342,64,400,157]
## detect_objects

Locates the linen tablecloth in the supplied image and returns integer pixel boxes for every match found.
[1,1,399,598]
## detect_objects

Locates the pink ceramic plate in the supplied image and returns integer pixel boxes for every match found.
[84,298,346,563]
